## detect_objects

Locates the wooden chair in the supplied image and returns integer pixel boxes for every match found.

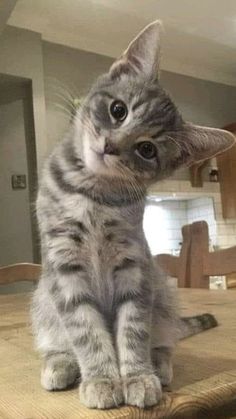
[0,263,41,285]
[156,221,236,288]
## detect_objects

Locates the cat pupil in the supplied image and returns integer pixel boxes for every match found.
[110,100,127,121]
[137,141,156,159]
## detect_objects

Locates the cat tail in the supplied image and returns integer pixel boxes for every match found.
[180,313,218,339]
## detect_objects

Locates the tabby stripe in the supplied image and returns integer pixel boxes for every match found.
[151,128,166,139]
[49,282,60,294]
[50,159,145,206]
[116,283,152,309]
[73,334,89,347]
[69,233,83,243]
[41,186,60,203]
[105,232,114,241]
[76,187,143,207]
[132,99,146,112]
[57,294,95,313]
[63,141,84,169]
[104,219,119,227]
[115,291,143,309]
[47,228,67,237]
[125,327,149,342]
[74,221,88,234]
[114,258,137,272]
[73,336,103,353]
[58,263,85,273]
[47,229,83,244]
[50,160,74,192]
[89,91,114,101]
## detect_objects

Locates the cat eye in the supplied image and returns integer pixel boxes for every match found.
[136,141,156,160]
[110,100,127,122]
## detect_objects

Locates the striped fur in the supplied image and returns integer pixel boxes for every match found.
[32,21,234,410]
[181,313,218,338]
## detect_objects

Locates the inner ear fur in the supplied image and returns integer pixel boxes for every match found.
[109,21,162,80]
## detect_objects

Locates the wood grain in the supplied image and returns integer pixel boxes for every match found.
[0,290,236,418]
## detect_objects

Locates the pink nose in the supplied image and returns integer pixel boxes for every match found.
[104,140,119,155]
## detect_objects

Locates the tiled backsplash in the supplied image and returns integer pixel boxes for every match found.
[144,195,236,255]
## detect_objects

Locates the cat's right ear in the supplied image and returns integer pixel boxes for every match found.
[109,20,162,80]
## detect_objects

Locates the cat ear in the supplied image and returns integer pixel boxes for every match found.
[109,20,162,80]
[180,123,235,164]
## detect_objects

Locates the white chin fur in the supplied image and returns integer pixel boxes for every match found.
[84,136,120,177]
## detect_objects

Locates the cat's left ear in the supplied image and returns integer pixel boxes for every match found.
[109,20,162,80]
[180,123,235,164]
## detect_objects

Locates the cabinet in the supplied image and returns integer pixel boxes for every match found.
[217,123,236,219]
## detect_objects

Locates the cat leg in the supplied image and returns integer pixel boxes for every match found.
[62,304,123,408]
[151,347,173,386]
[47,282,123,409]
[151,315,179,386]
[32,286,79,391]
[116,296,162,408]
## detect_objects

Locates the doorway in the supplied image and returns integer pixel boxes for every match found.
[0,73,39,267]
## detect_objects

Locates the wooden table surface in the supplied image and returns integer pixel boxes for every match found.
[0,289,236,419]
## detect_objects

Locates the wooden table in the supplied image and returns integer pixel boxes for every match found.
[0,289,236,418]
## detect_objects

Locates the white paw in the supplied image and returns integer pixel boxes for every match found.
[41,360,79,391]
[79,377,124,409]
[123,374,162,408]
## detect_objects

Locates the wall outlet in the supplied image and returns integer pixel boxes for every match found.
[210,276,226,290]
[11,174,27,190]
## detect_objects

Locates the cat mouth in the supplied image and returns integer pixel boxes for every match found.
[89,145,122,177]
[90,146,119,164]
[89,146,110,171]
[90,147,104,158]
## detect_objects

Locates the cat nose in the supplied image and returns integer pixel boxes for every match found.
[104,139,119,155]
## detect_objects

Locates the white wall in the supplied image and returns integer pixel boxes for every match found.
[162,71,236,128]
[144,200,188,255]
[42,41,113,151]
[0,1,17,35]
[0,99,33,265]
[0,26,47,169]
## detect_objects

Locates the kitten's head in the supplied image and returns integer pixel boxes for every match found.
[78,21,234,184]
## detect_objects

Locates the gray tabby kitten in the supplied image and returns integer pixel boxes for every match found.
[32,21,234,409]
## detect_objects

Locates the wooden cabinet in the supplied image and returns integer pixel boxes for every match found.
[217,123,236,219]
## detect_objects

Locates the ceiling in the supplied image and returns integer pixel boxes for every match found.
[8,0,236,86]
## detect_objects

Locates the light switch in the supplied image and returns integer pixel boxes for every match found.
[11,174,27,190]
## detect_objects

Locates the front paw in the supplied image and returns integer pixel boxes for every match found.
[79,377,124,409]
[123,374,162,408]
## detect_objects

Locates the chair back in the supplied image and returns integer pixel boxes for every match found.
[155,221,236,288]
[0,263,41,285]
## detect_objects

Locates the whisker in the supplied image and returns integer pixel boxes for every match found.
[53,103,74,119]
[45,76,79,100]
[115,163,145,205]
